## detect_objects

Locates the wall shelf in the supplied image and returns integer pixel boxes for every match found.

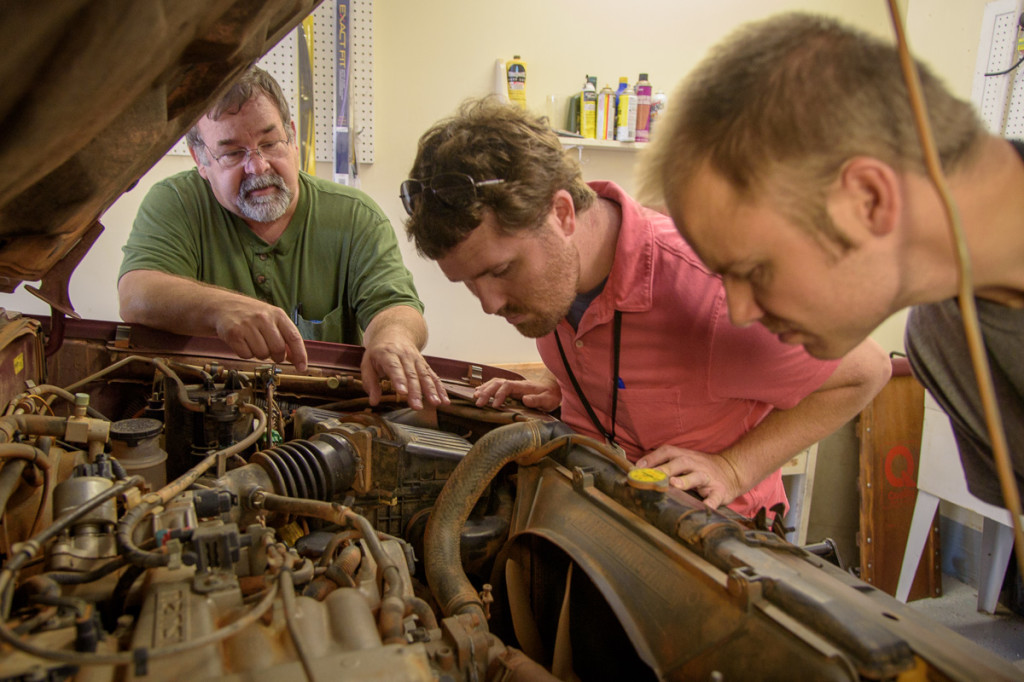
[558,136,648,153]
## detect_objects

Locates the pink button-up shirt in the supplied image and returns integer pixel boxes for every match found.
[537,181,839,518]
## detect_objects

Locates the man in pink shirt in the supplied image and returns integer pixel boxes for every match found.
[402,98,890,518]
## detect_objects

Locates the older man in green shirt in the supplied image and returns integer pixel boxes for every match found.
[119,67,447,410]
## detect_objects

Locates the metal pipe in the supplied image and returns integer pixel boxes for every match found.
[0,414,69,442]
[27,385,108,420]
[116,402,267,568]
[0,443,52,536]
[0,460,27,515]
[279,569,317,682]
[254,493,410,643]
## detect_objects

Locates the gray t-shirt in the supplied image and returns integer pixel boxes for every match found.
[904,139,1024,506]
[906,299,1024,506]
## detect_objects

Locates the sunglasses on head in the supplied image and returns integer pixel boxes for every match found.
[400,172,505,216]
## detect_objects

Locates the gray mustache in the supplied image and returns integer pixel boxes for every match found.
[240,173,285,195]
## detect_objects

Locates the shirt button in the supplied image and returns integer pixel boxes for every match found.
[256,275,267,284]
[575,340,584,348]
[258,253,269,261]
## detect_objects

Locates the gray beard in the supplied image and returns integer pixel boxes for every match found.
[237,172,292,222]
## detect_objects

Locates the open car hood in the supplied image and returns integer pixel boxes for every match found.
[0,0,322,296]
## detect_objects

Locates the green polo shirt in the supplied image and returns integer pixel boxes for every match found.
[119,169,423,345]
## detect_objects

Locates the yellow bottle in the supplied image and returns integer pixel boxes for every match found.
[596,84,615,140]
[580,76,597,139]
[506,56,527,110]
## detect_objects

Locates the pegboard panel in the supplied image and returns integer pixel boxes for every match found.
[311,3,337,162]
[971,0,1024,136]
[167,0,373,166]
[350,0,375,164]
[1005,41,1024,136]
[166,32,303,157]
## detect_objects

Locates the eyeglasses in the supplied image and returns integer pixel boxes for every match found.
[400,173,505,216]
[203,139,290,169]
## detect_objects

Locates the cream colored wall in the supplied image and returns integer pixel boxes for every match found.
[868,0,994,358]
[366,0,898,363]
[907,0,993,101]
[3,0,991,365]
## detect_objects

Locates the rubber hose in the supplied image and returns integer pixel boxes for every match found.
[424,420,568,619]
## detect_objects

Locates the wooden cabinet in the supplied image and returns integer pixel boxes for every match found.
[857,358,941,601]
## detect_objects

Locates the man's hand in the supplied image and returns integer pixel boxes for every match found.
[635,338,891,512]
[473,375,562,412]
[212,301,308,372]
[119,270,309,372]
[361,336,448,410]
[636,445,742,510]
[361,306,448,410]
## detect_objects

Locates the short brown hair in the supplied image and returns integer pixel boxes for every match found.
[186,66,293,164]
[640,12,984,246]
[405,97,596,259]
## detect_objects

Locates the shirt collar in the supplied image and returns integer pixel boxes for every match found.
[587,180,657,314]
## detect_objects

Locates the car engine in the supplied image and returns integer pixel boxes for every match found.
[0,316,555,681]
[0,314,1021,682]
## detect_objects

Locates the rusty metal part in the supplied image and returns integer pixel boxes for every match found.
[0,314,45,404]
[23,221,104,321]
[496,445,1024,681]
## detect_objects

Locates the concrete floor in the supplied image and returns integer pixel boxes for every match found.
[907,573,1024,671]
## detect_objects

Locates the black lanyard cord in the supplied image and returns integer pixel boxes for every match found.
[554,310,622,447]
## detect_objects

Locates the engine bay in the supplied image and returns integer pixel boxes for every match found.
[0,315,554,680]
[0,313,1021,682]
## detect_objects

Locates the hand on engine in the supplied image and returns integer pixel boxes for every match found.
[118,270,310,372]
[473,375,562,412]
[636,445,743,510]
[361,336,448,410]
[358,305,447,411]
[212,298,309,373]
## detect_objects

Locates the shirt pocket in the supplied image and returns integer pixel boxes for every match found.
[617,387,685,453]
[294,314,324,341]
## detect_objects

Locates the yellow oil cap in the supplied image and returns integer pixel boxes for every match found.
[627,467,669,491]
